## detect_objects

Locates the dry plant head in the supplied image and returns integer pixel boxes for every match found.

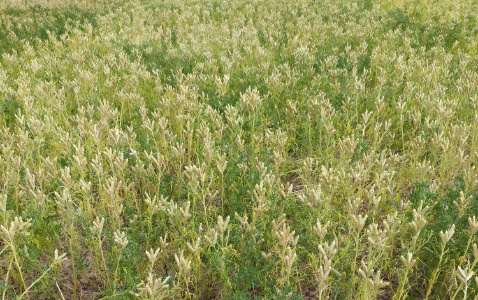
[1,0,477,298]
[400,253,417,270]
[439,224,455,247]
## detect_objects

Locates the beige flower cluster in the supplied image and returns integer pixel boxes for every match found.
[0,0,478,298]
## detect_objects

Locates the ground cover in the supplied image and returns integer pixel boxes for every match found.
[1,0,478,298]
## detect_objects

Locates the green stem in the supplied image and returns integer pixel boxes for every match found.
[459,235,473,264]
[12,244,28,298]
[425,244,446,300]
[2,258,13,300]
[20,262,58,299]
[401,113,405,153]
[69,224,78,299]
[113,251,123,289]
[308,114,312,156]
[394,267,410,300]
[221,173,224,215]
[98,235,109,285]
[202,192,208,228]
[351,233,360,288]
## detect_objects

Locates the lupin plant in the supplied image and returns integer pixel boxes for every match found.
[1,0,478,298]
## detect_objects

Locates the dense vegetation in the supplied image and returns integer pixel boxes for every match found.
[1,0,478,298]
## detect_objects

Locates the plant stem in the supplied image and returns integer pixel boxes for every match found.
[2,258,13,300]
[20,262,59,299]
[425,243,446,300]
[69,223,78,299]
[98,234,109,285]
[113,251,123,289]
[12,244,28,298]
[394,267,410,300]
[221,173,224,215]
[351,232,360,288]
